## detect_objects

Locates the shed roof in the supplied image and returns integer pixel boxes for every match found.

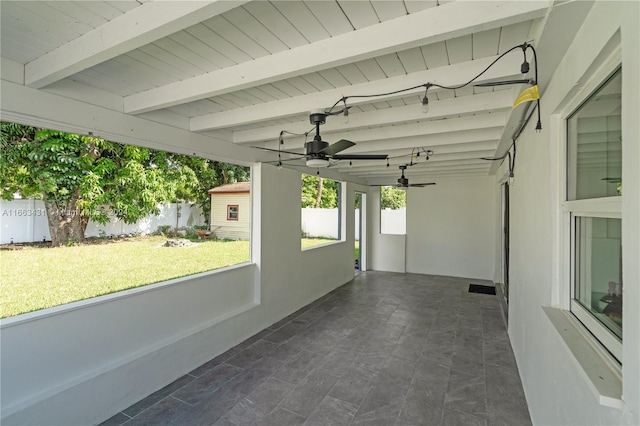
[208,182,250,194]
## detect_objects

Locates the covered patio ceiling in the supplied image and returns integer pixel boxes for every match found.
[0,0,592,185]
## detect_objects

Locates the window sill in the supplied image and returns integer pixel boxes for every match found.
[543,306,623,410]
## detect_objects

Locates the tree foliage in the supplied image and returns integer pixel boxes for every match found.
[380,186,406,210]
[301,174,339,208]
[0,122,248,246]
[167,155,249,226]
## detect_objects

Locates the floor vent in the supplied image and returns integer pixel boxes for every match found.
[468,284,496,295]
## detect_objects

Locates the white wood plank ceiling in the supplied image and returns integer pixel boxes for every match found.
[1,0,565,185]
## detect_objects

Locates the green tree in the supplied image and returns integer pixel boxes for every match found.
[301,174,338,208]
[0,123,249,245]
[380,186,406,209]
[168,155,248,227]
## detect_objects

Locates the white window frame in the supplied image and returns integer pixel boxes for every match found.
[560,55,622,364]
[300,175,344,250]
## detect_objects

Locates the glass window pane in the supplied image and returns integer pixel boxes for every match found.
[574,216,622,340]
[567,68,622,200]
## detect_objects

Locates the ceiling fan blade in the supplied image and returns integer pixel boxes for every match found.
[408,183,437,187]
[332,154,389,160]
[320,139,355,156]
[254,146,305,156]
[474,79,533,87]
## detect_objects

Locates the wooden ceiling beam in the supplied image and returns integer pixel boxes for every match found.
[25,1,248,89]
[125,1,548,114]
[194,54,522,132]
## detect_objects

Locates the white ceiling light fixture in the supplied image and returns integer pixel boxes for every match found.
[306,158,330,168]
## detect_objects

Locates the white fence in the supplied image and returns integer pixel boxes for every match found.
[0,199,205,244]
[301,208,406,240]
[2,201,406,243]
[380,208,407,235]
[301,207,340,239]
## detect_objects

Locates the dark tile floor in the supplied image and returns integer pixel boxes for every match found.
[100,272,531,426]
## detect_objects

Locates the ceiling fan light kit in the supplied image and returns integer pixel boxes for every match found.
[421,95,430,114]
[306,158,331,168]
[260,110,390,169]
[421,83,431,114]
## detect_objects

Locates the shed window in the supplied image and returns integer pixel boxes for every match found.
[227,205,239,221]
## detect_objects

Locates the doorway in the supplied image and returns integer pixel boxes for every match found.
[501,182,510,304]
[355,192,366,272]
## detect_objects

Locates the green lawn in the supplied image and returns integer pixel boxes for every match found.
[300,237,337,249]
[301,238,360,261]
[0,236,249,318]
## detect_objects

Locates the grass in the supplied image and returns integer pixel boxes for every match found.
[0,235,249,318]
[301,238,360,261]
[300,237,337,250]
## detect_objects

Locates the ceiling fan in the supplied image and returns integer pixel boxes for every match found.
[371,165,436,188]
[262,112,389,168]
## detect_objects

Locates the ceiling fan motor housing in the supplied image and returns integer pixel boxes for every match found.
[398,165,409,186]
[398,176,409,186]
[306,138,329,157]
[309,112,327,125]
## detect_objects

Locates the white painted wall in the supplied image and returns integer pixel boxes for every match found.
[0,265,258,425]
[405,177,496,280]
[368,186,406,273]
[505,2,639,425]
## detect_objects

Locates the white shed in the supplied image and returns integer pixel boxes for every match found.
[208,182,250,240]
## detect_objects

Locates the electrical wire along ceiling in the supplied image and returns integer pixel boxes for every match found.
[0,1,591,184]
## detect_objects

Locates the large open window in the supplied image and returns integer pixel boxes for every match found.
[0,123,251,318]
[565,67,622,362]
[380,186,406,235]
[301,173,342,249]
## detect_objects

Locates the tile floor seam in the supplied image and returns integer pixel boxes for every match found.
[347,370,378,424]
[482,307,489,423]
[127,393,191,425]
[451,407,487,423]
[393,370,416,426]
[122,395,169,422]
[275,400,307,418]
[170,394,194,406]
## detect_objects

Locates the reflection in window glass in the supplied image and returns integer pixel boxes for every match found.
[575,216,622,340]
[227,205,239,220]
[567,68,622,200]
